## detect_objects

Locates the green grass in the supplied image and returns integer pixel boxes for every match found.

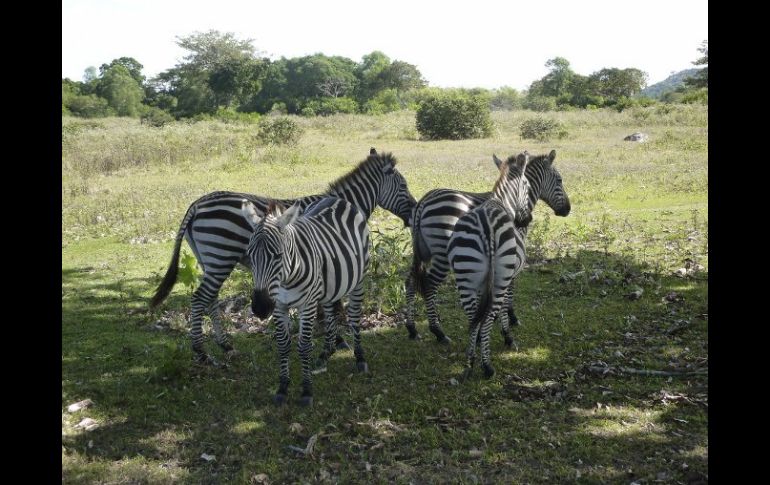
[62,106,707,483]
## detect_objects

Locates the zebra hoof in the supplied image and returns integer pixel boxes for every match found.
[356,361,369,373]
[314,357,328,370]
[335,338,351,351]
[437,335,452,345]
[407,327,420,340]
[482,364,495,379]
[273,393,288,406]
[461,367,473,381]
[298,395,314,407]
[195,354,219,367]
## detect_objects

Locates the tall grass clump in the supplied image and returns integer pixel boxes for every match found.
[257,117,303,146]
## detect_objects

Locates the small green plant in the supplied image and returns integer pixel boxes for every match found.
[519,117,568,141]
[364,229,412,314]
[257,117,304,146]
[416,90,493,140]
[178,250,202,291]
[302,97,358,116]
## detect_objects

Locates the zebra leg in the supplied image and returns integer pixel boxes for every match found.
[333,300,350,350]
[480,312,497,379]
[424,260,452,344]
[273,304,291,406]
[189,274,228,366]
[207,300,235,354]
[347,283,369,373]
[404,273,420,340]
[462,319,481,380]
[499,285,518,350]
[297,306,317,407]
[316,302,338,368]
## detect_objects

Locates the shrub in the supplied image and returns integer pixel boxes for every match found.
[213,107,261,124]
[140,107,175,127]
[363,89,403,115]
[415,91,492,140]
[489,87,522,111]
[681,88,708,105]
[67,95,114,118]
[522,95,558,112]
[303,97,359,116]
[519,117,568,141]
[257,117,303,146]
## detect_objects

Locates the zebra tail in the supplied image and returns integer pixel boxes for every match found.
[150,204,196,308]
[471,231,495,330]
[411,212,432,298]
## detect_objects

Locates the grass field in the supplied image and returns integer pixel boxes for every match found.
[62,106,708,483]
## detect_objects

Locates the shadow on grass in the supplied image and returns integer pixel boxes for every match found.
[62,248,707,483]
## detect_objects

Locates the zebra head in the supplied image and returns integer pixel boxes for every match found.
[492,152,533,228]
[375,154,417,227]
[241,200,301,319]
[525,150,571,217]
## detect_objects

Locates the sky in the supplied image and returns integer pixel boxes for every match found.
[62,0,707,90]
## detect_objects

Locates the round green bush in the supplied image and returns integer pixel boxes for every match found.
[415,91,492,140]
[257,117,304,146]
[519,117,568,142]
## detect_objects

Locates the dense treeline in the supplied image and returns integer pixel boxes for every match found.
[61,31,707,121]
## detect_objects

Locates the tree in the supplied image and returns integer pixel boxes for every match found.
[529,57,575,99]
[100,57,145,86]
[379,60,426,93]
[317,77,350,98]
[98,65,145,116]
[684,40,708,89]
[587,68,648,103]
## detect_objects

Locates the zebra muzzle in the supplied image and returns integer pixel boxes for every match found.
[251,289,275,319]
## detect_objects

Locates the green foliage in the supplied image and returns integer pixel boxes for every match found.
[364,229,412,314]
[416,90,493,140]
[140,107,175,127]
[363,88,403,114]
[612,96,657,112]
[519,117,568,141]
[177,250,202,290]
[302,96,359,116]
[257,117,303,146]
[98,65,145,116]
[67,94,114,118]
[680,88,708,105]
[523,95,558,112]
[684,40,708,89]
[489,86,522,111]
[212,107,261,124]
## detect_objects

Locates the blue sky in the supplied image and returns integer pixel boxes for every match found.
[62,0,707,89]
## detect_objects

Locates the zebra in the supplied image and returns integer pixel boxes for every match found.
[448,153,531,379]
[242,197,370,406]
[405,149,570,345]
[150,151,416,365]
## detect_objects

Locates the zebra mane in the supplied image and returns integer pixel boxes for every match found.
[492,154,527,193]
[326,153,398,193]
[526,151,554,169]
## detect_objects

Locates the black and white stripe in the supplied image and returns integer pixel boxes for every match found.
[242,197,370,406]
[405,149,570,344]
[448,153,530,379]
[150,152,415,365]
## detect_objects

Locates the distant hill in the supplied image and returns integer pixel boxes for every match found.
[641,68,702,98]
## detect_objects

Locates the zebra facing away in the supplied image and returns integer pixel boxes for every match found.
[448,153,531,379]
[242,197,370,407]
[150,151,415,366]
[406,149,570,345]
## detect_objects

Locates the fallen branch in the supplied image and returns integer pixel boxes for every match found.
[618,367,707,377]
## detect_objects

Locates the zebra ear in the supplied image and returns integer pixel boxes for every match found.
[370,147,377,155]
[513,152,529,171]
[276,202,301,229]
[545,149,556,167]
[493,154,504,169]
[241,200,264,229]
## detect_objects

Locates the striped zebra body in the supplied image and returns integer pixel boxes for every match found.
[448,153,531,378]
[405,150,570,345]
[150,152,415,365]
[242,197,370,406]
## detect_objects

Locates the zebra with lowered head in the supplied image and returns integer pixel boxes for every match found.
[150,151,415,366]
[242,197,370,406]
[406,149,570,346]
[448,152,531,379]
